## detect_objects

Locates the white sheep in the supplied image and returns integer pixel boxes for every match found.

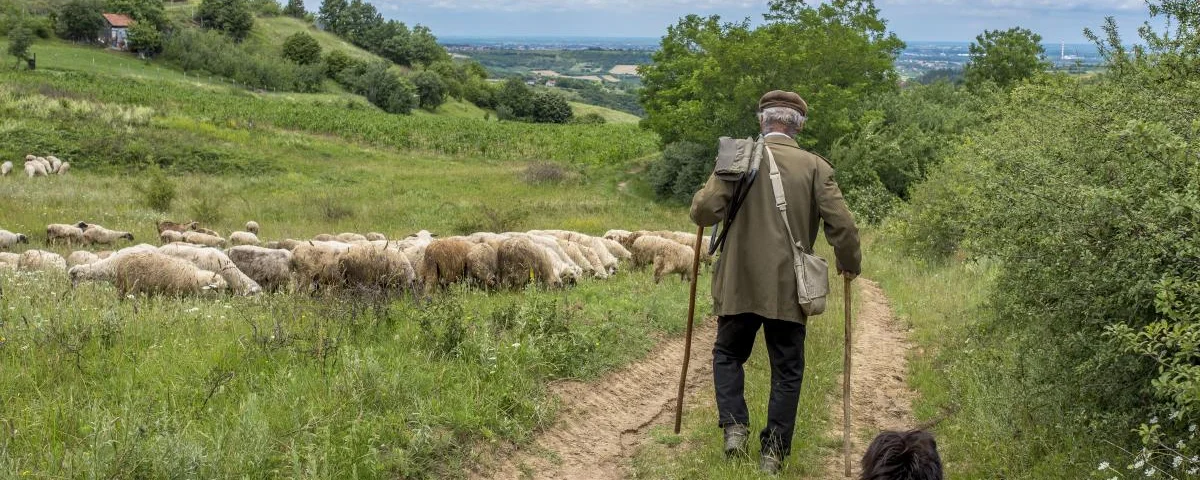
[68,244,158,286]
[35,157,51,172]
[340,242,415,291]
[82,225,134,246]
[0,252,19,270]
[336,232,368,243]
[113,252,228,297]
[291,240,353,291]
[46,224,85,246]
[47,156,62,173]
[18,249,67,272]
[66,250,100,267]
[1,161,11,176]
[558,238,602,279]
[496,236,561,289]
[365,232,386,241]
[228,231,260,246]
[158,243,261,295]
[632,235,695,283]
[159,230,185,244]
[0,230,29,250]
[244,221,260,235]
[226,246,293,293]
[24,161,47,178]
[181,231,226,248]
[57,162,70,175]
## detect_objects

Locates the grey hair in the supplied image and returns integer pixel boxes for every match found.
[758,107,807,135]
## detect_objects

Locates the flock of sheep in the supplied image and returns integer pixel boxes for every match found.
[0,219,711,298]
[2,155,71,178]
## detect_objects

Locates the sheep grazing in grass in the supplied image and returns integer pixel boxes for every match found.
[558,239,601,279]
[47,223,85,246]
[18,249,67,272]
[0,230,29,250]
[67,244,158,286]
[244,221,260,235]
[466,243,498,289]
[67,251,100,267]
[35,157,51,171]
[159,230,184,244]
[632,236,695,283]
[604,229,633,246]
[24,161,47,178]
[600,238,633,263]
[311,233,335,242]
[496,236,561,290]
[0,252,19,270]
[576,240,609,279]
[113,252,227,297]
[157,220,197,234]
[47,156,62,173]
[291,240,354,292]
[159,243,261,296]
[336,232,368,243]
[1,161,11,176]
[57,162,70,175]
[182,231,226,248]
[274,239,303,251]
[365,232,386,241]
[228,231,260,246]
[82,225,134,246]
[420,238,474,291]
[226,246,293,293]
[339,243,415,291]
[192,227,221,237]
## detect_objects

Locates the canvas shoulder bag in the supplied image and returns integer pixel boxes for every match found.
[764,146,830,317]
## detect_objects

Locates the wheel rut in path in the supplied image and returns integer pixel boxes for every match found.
[819,279,918,479]
[486,316,718,480]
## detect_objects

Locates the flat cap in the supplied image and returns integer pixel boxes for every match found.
[758,90,808,116]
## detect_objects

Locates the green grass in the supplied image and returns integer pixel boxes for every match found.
[20,38,226,86]
[569,102,641,124]
[630,241,852,479]
[250,16,383,63]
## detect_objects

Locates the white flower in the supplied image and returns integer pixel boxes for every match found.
[1144,466,1155,476]
[1099,462,1110,470]
[1188,468,1198,475]
[1134,459,1146,469]
[186,307,200,313]
[1192,455,1199,463]
[511,343,520,348]
[1170,411,1182,420]
[1174,456,1183,468]
[1178,440,1186,450]
[1190,424,1197,432]
[1151,416,1159,425]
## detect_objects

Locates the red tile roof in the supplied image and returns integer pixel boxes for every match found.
[102,13,134,28]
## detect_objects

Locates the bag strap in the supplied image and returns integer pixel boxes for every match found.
[764,146,809,255]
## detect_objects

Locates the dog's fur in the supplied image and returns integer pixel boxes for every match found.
[860,430,943,480]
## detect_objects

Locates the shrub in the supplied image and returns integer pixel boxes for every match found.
[57,0,105,42]
[160,28,322,92]
[411,70,447,111]
[7,21,32,63]
[336,61,417,114]
[127,23,163,56]
[520,162,568,185]
[647,140,710,204]
[530,90,571,124]
[188,192,225,224]
[323,49,358,77]
[136,165,177,212]
[281,31,321,65]
[570,112,606,125]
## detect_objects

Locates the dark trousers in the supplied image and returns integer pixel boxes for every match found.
[713,313,807,456]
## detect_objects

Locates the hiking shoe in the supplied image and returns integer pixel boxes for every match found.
[722,424,749,457]
[759,449,782,475]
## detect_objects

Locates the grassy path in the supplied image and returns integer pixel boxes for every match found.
[818,279,918,478]
[487,317,719,479]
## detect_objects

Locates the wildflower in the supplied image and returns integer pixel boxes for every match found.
[1171,411,1183,420]
[1192,455,1199,463]
[511,342,520,348]
[1189,468,1198,475]
[1178,440,1186,450]
[1099,462,1110,471]
[1191,424,1197,432]
[1145,466,1155,476]
[1175,456,1184,468]
[1151,416,1159,425]
[1134,459,1145,469]
[186,307,200,313]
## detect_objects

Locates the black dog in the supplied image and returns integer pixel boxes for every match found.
[861,430,943,480]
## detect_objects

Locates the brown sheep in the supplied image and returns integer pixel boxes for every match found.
[496,236,561,290]
[420,238,474,292]
[339,243,415,291]
[157,220,197,234]
[466,243,498,289]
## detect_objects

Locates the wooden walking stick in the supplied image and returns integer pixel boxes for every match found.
[843,276,853,477]
[674,225,705,434]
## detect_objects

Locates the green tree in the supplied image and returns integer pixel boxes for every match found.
[411,70,447,111]
[197,0,254,41]
[963,27,1049,89]
[282,0,305,18]
[106,0,164,27]
[281,31,321,65]
[126,21,162,55]
[337,61,417,114]
[317,0,346,33]
[7,21,32,66]
[323,48,358,77]
[530,90,571,123]
[495,77,533,119]
[57,0,105,42]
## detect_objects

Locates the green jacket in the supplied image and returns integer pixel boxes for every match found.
[690,135,861,323]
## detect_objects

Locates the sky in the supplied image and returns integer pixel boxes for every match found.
[309,0,1157,43]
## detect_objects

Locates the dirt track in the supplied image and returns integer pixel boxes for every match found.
[486,317,718,480]
[819,279,917,478]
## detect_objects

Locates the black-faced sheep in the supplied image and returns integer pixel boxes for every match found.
[114,252,228,297]
[497,236,562,290]
[82,225,134,246]
[0,230,29,250]
[18,250,67,272]
[226,246,293,293]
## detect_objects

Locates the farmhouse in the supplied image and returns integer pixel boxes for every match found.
[101,13,134,51]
